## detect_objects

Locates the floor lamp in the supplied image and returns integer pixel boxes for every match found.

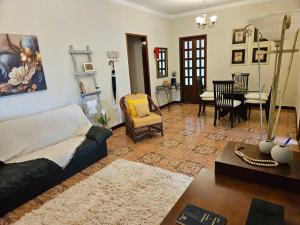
[247,9,300,153]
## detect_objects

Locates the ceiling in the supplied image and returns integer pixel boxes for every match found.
[120,0,257,16]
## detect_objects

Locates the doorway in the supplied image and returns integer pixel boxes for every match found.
[126,33,151,96]
[180,35,207,103]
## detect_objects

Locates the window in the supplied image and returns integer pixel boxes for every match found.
[156,48,168,78]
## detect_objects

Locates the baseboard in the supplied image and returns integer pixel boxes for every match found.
[275,106,296,111]
[111,122,125,130]
[297,120,300,144]
[159,101,181,109]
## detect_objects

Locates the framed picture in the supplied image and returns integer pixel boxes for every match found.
[83,63,95,72]
[251,46,270,64]
[232,28,246,45]
[253,28,269,43]
[0,33,47,97]
[231,49,247,65]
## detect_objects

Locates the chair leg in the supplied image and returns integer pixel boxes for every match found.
[202,105,206,114]
[214,108,218,126]
[161,124,164,137]
[230,110,234,128]
[198,103,201,117]
[248,107,251,119]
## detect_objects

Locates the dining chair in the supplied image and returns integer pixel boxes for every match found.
[232,73,250,92]
[245,89,271,120]
[196,77,214,117]
[213,80,242,128]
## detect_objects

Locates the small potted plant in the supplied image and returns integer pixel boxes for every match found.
[96,112,111,129]
[171,71,177,86]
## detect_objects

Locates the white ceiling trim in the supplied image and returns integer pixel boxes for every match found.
[108,0,169,18]
[170,0,272,18]
[108,0,273,19]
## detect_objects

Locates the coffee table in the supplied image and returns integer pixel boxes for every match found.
[215,142,300,193]
[161,169,300,225]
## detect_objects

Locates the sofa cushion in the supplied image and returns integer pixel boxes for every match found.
[134,102,150,118]
[0,159,60,199]
[125,94,148,111]
[132,112,162,128]
[85,126,113,145]
[0,104,91,163]
[128,99,148,117]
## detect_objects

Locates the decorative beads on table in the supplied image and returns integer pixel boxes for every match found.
[235,149,279,167]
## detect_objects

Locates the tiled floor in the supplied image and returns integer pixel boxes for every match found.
[1,104,299,224]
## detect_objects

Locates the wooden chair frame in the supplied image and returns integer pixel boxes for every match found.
[196,77,214,117]
[120,95,163,142]
[213,80,242,128]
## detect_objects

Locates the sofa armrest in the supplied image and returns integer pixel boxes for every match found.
[86,126,112,145]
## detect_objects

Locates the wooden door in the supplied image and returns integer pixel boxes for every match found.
[180,35,207,103]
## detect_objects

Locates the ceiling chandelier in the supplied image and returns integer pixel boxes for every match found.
[195,0,217,29]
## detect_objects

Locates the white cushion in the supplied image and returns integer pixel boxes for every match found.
[0,104,91,163]
[245,92,268,101]
[245,99,267,104]
[200,92,214,98]
[218,100,241,108]
[201,97,214,101]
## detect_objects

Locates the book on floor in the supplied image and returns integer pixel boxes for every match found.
[176,204,227,225]
[245,198,285,225]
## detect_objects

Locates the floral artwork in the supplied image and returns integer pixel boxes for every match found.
[0,33,47,97]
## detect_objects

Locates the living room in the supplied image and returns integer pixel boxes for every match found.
[0,0,300,224]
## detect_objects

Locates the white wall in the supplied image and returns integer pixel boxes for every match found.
[169,0,300,107]
[0,0,172,126]
[296,40,300,128]
[127,37,145,94]
[0,0,299,126]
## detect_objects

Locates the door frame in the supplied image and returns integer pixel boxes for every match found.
[179,34,207,103]
[125,33,151,96]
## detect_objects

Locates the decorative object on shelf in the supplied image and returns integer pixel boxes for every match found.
[96,111,111,128]
[171,71,177,86]
[0,33,47,97]
[246,10,300,142]
[232,28,247,44]
[162,80,171,87]
[69,45,102,118]
[83,63,95,72]
[271,137,293,164]
[235,145,279,167]
[195,0,217,29]
[259,139,275,154]
[231,49,247,65]
[251,46,271,64]
[107,51,119,104]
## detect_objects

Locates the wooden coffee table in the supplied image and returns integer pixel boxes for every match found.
[215,142,300,193]
[161,169,300,225]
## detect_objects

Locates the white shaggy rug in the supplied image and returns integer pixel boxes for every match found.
[14,159,192,225]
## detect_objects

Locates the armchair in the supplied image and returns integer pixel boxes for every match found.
[120,94,163,142]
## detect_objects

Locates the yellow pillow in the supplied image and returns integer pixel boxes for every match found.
[134,102,150,118]
[128,99,148,117]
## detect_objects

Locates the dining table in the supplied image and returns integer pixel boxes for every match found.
[206,89,260,121]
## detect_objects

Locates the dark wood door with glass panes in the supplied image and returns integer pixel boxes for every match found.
[180,35,207,103]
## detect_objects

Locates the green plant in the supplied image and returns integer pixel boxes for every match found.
[97,113,110,127]
[172,71,177,77]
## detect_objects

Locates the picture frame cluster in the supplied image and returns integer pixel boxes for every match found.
[231,27,270,66]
